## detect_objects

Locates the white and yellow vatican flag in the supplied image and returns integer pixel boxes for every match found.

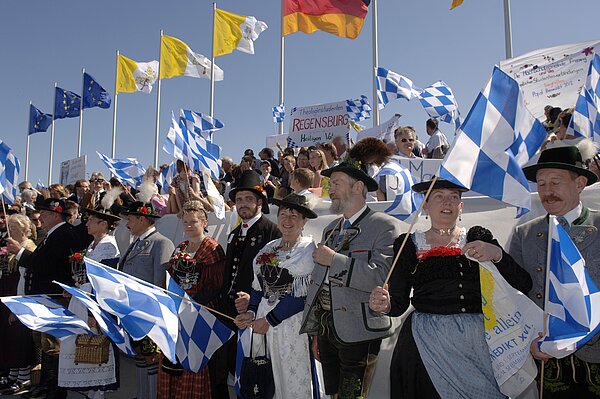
[214,9,268,57]
[160,35,224,81]
[116,54,159,94]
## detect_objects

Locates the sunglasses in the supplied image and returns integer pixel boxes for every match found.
[90,179,105,183]
[400,138,415,143]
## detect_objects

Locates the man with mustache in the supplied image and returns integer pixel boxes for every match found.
[301,161,401,399]
[509,140,600,398]
[213,170,280,398]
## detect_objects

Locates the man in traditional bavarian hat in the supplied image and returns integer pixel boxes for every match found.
[119,201,174,399]
[6,198,86,399]
[301,160,402,399]
[509,140,600,398]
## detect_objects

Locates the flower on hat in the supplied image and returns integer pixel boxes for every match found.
[139,205,150,215]
[253,185,266,194]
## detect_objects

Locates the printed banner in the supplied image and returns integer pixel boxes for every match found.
[59,155,86,185]
[288,100,349,146]
[393,156,441,182]
[499,40,600,119]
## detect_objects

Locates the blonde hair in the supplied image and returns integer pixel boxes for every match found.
[8,214,33,240]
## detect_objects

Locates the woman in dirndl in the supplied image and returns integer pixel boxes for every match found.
[235,193,319,399]
[369,178,533,399]
[157,200,225,399]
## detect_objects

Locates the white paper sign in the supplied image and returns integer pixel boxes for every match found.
[288,100,349,146]
[59,155,86,185]
[357,114,401,142]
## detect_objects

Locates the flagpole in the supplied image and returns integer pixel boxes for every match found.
[25,101,31,180]
[154,30,164,168]
[503,0,513,58]
[539,216,554,399]
[278,0,285,135]
[48,82,57,186]
[77,67,85,158]
[209,2,217,142]
[372,0,380,127]
[112,51,119,158]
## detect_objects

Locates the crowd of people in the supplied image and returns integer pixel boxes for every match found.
[0,114,599,399]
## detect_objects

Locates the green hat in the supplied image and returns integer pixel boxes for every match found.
[271,193,318,219]
[122,201,161,218]
[83,206,121,223]
[321,161,379,192]
[522,146,598,185]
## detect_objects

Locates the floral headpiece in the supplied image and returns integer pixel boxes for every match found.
[50,201,63,213]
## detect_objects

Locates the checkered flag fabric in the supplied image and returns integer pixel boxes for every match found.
[378,160,423,221]
[0,140,20,205]
[56,282,136,356]
[439,66,547,216]
[0,295,93,340]
[273,103,285,123]
[286,136,297,148]
[346,95,372,122]
[376,67,422,110]
[234,326,253,396]
[157,161,177,195]
[97,152,146,188]
[163,112,221,180]
[539,218,600,358]
[418,81,462,130]
[85,257,179,363]
[568,53,600,142]
[180,109,224,140]
[166,274,234,373]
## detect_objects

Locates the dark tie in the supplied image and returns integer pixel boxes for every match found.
[122,238,139,262]
[336,219,352,247]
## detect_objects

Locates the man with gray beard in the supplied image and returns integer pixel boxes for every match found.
[300,161,402,399]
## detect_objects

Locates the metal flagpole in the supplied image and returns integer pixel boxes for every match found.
[48,82,57,186]
[77,67,85,158]
[25,101,31,180]
[503,0,513,58]
[111,51,119,158]
[372,0,380,127]
[209,2,217,142]
[154,30,164,168]
[278,0,285,135]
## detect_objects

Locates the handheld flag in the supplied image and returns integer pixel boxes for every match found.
[539,218,600,358]
[346,95,372,122]
[96,152,146,188]
[29,104,52,134]
[273,103,285,123]
[0,295,93,340]
[0,140,20,205]
[283,0,370,40]
[166,274,234,372]
[56,282,136,355]
[82,73,111,109]
[418,81,461,131]
[377,160,423,221]
[439,66,547,215]
[214,9,268,57]
[157,161,177,195]
[161,35,224,81]
[179,109,224,140]
[376,67,422,110]
[567,53,600,142]
[54,87,81,119]
[116,55,159,94]
[234,326,253,396]
[85,257,179,363]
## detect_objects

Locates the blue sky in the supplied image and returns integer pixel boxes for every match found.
[1,0,598,184]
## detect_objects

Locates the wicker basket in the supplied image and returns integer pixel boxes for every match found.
[74,335,110,365]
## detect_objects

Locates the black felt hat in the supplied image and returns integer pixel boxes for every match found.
[321,161,379,192]
[34,198,70,215]
[83,207,122,223]
[522,146,598,185]
[271,193,318,219]
[122,201,161,218]
[411,178,469,194]
[228,170,270,214]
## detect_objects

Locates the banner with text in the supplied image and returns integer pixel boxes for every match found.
[60,155,86,185]
[288,100,349,146]
[499,40,600,119]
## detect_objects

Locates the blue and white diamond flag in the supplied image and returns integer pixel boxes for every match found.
[418,81,462,131]
[85,257,179,363]
[567,53,600,142]
[377,159,423,221]
[286,136,298,148]
[157,161,177,195]
[166,274,234,373]
[56,282,136,356]
[346,95,372,122]
[1,295,93,340]
[376,67,422,110]
[234,326,253,397]
[273,103,285,123]
[439,66,547,216]
[96,152,146,188]
[0,140,20,205]
[179,109,224,141]
[539,217,600,358]
[163,113,221,180]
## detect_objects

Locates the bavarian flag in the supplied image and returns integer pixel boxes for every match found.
[283,0,370,40]
[214,9,268,57]
[116,54,159,94]
[160,35,224,81]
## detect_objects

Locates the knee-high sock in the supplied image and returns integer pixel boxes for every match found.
[135,359,148,399]
[18,367,31,383]
[147,364,158,399]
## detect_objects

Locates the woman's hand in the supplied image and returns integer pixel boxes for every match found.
[234,312,254,330]
[530,333,553,361]
[235,292,250,314]
[462,240,503,263]
[311,336,320,362]
[369,284,391,314]
[252,318,270,335]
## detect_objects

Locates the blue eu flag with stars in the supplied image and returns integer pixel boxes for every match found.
[54,87,81,119]
[83,72,111,109]
[28,104,53,134]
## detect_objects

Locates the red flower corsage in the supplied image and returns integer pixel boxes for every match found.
[420,246,462,262]
[253,185,266,194]
[139,206,150,215]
